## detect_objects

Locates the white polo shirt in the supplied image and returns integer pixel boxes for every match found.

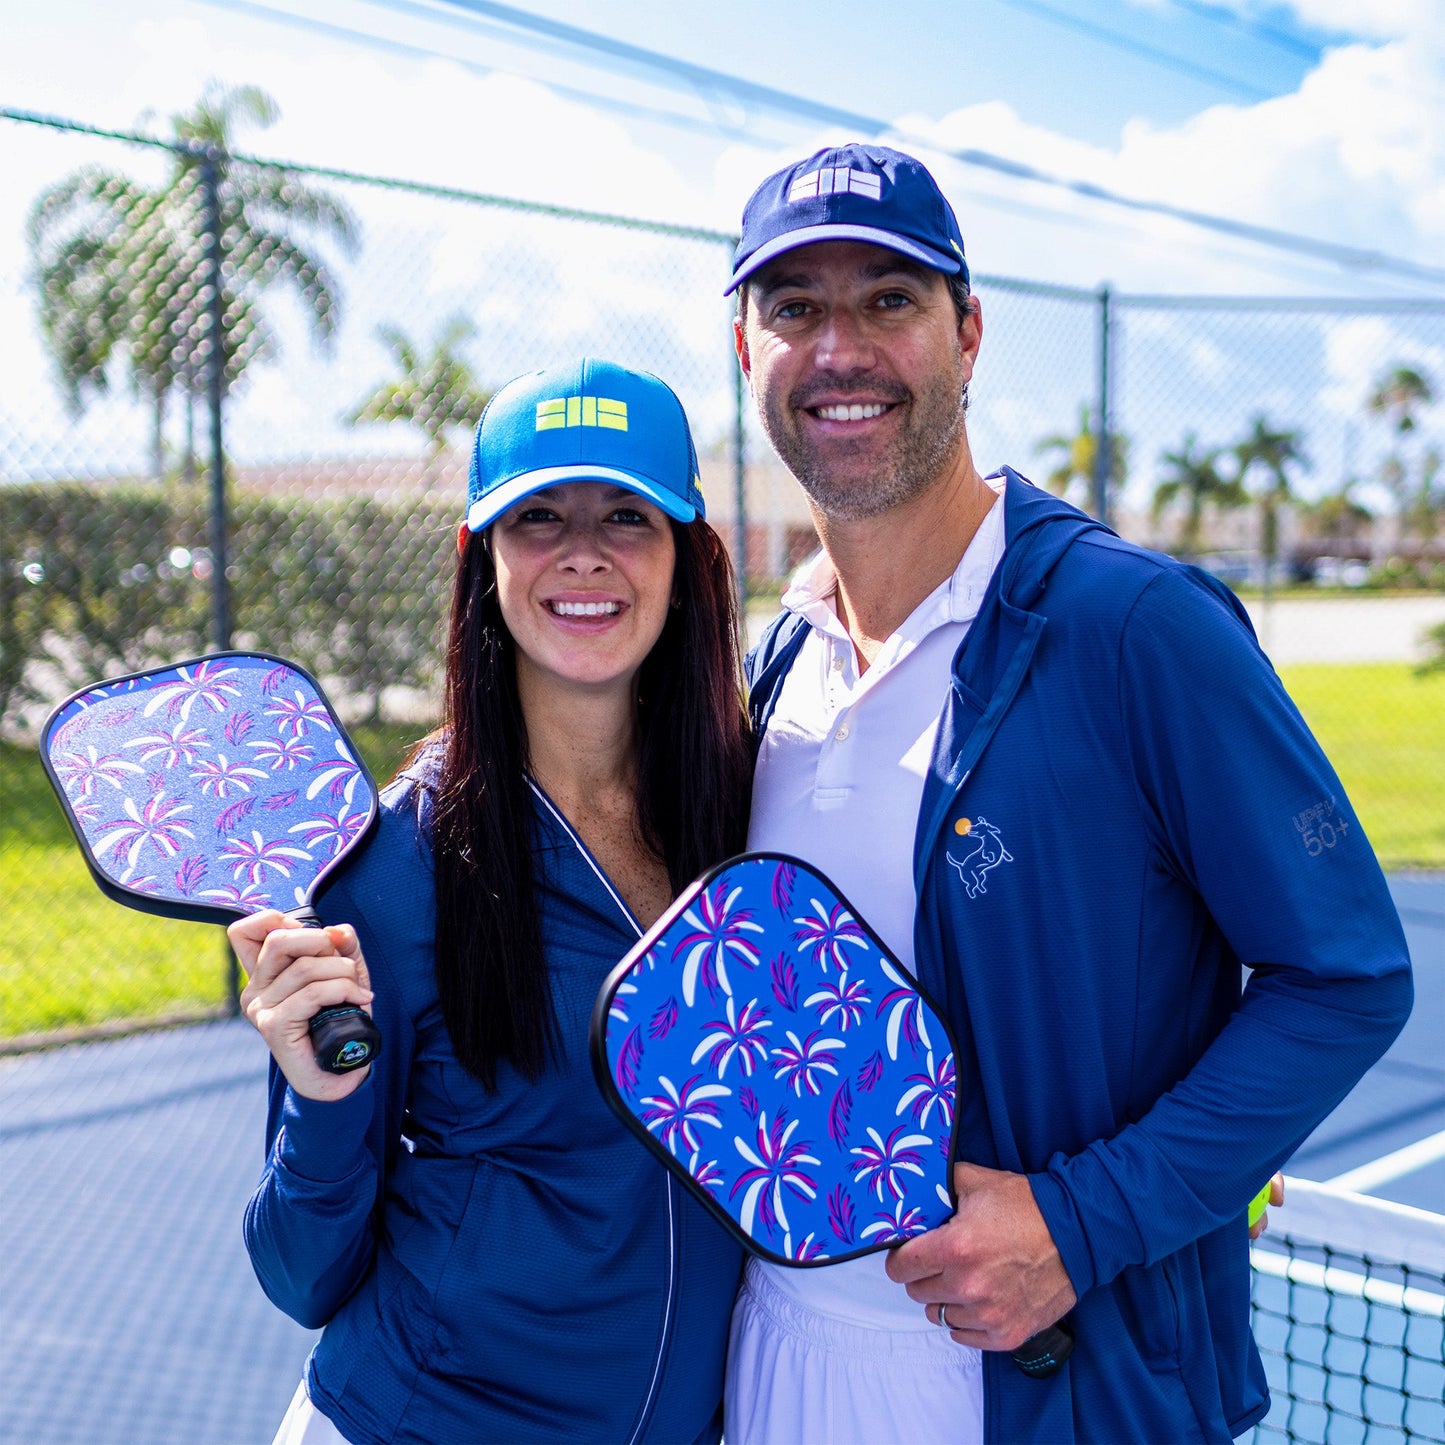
[734,480,1005,1436]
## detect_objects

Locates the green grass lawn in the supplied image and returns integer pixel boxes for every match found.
[2,665,1440,1041]
[0,723,428,1039]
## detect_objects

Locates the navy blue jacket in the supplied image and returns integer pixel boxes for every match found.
[243,765,743,1444]
[746,471,1412,1443]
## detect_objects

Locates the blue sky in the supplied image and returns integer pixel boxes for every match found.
[2,0,1442,506]
[3,0,1441,297]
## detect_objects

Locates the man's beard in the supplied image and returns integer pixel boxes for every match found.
[758,368,967,522]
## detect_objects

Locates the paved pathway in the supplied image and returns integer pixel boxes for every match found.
[746,594,1445,665]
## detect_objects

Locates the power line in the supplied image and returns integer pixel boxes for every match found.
[989,0,1274,100]
[408,0,1445,288]
[1165,0,1324,61]
[187,0,1445,289]
[188,0,768,143]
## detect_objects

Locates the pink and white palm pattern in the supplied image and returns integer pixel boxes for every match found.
[218,830,313,886]
[860,1200,930,1241]
[600,853,960,1265]
[691,995,773,1079]
[265,691,335,738]
[93,791,195,877]
[792,898,869,974]
[672,881,765,1006]
[189,752,268,799]
[307,742,364,804]
[247,735,315,771]
[54,746,145,797]
[878,956,935,1059]
[639,1074,731,1156]
[804,973,871,1031]
[287,804,369,859]
[43,653,376,919]
[123,722,210,768]
[898,1050,956,1130]
[850,1125,932,1202]
[770,1029,845,1097]
[140,660,243,721]
[729,1111,820,1239]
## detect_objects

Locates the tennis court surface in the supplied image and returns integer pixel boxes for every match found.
[0,876,1439,1445]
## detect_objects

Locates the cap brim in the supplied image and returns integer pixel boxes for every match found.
[725,224,963,294]
[466,464,697,531]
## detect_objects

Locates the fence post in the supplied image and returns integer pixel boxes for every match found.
[200,148,231,655]
[1093,284,1113,526]
[733,338,749,616]
[199,147,240,1016]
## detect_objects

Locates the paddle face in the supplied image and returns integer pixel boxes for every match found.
[41,652,379,926]
[591,852,961,1267]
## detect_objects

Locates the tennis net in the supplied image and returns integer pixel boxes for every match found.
[1249,1175,1445,1444]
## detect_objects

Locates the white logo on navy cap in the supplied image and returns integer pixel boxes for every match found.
[787,167,884,203]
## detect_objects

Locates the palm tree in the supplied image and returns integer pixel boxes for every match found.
[1233,415,1308,598]
[347,315,492,478]
[1367,365,1433,435]
[1153,433,1246,560]
[1034,405,1128,514]
[1297,480,1373,556]
[28,82,358,480]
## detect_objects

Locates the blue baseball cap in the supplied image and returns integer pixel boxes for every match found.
[726,143,969,295]
[466,358,706,531]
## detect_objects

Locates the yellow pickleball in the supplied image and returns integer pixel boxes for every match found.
[1248,1182,1272,1228]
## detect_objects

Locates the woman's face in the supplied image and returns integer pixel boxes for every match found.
[490,481,678,700]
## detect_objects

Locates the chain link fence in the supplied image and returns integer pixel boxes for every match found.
[2,109,1443,1047]
[0,102,1441,1445]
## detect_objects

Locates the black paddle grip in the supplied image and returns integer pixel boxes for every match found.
[1010,1318,1075,1378]
[291,911,383,1074]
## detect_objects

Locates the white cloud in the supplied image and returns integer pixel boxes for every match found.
[863,24,1445,300]
[1281,0,1443,48]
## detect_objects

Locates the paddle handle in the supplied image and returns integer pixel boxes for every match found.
[288,908,383,1073]
[1010,1319,1075,1378]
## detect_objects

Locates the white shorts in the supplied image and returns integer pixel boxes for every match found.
[724,1261,984,1445]
[271,1381,351,1445]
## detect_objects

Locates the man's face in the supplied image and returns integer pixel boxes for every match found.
[734,240,981,522]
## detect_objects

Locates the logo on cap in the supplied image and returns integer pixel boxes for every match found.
[787,167,883,203]
[535,395,629,432]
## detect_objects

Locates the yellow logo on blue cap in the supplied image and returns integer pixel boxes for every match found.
[535,396,629,431]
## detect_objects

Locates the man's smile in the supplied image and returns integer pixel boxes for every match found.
[809,402,894,422]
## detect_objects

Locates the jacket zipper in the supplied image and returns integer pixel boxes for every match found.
[526,780,679,1445]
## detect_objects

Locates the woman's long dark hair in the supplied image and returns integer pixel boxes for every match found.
[426,516,753,1089]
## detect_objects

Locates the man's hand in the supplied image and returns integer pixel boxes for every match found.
[885,1161,1076,1351]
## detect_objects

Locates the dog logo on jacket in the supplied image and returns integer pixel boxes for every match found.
[947,816,1012,899]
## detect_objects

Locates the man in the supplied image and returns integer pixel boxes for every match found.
[721,143,1412,1444]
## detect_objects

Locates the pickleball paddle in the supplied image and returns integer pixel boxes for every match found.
[40,651,383,1073]
[590,850,1074,1378]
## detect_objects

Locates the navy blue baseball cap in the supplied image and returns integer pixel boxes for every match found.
[466,358,706,531]
[726,144,969,295]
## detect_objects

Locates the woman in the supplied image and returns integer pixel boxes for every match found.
[231,359,754,1444]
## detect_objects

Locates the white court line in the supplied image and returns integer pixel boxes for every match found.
[1327,1128,1445,1193]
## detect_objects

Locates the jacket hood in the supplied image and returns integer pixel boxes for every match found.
[991,467,1118,609]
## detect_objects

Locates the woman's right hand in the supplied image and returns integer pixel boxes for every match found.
[231,911,375,1102]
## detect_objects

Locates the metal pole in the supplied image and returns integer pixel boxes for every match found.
[733,343,749,617]
[1093,284,1113,527]
[201,149,231,654]
[200,147,239,1016]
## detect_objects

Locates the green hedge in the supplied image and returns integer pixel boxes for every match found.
[0,482,453,726]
